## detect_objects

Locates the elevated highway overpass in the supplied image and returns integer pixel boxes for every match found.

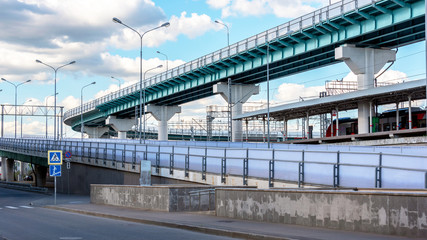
[63,0,426,141]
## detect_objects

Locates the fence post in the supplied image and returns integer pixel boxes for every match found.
[202,147,207,180]
[375,152,382,188]
[112,143,116,166]
[298,150,305,188]
[185,147,189,177]
[156,145,160,174]
[333,151,340,187]
[169,146,174,175]
[221,149,226,184]
[132,144,136,170]
[243,148,249,186]
[269,149,275,188]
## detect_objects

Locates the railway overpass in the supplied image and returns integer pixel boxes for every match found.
[63,0,426,141]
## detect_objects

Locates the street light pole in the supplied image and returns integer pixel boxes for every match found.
[1,78,31,138]
[111,76,123,90]
[214,20,230,46]
[45,93,58,138]
[21,99,32,138]
[156,51,168,71]
[80,82,96,139]
[142,65,163,143]
[36,60,76,141]
[113,17,170,144]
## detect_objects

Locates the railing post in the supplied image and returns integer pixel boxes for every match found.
[156,146,160,174]
[103,144,107,165]
[333,151,340,188]
[112,143,116,166]
[298,150,305,188]
[185,147,189,178]
[202,148,207,180]
[269,149,275,188]
[243,148,249,186]
[221,149,226,184]
[122,145,126,168]
[95,142,99,164]
[375,152,382,188]
[169,146,174,175]
[132,144,136,170]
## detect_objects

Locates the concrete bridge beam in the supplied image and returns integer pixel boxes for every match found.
[106,116,134,139]
[147,105,181,141]
[85,126,110,139]
[335,44,396,134]
[214,82,259,142]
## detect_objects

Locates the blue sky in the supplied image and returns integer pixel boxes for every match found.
[0,0,425,137]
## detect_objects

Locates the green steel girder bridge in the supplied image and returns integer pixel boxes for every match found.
[64,0,425,132]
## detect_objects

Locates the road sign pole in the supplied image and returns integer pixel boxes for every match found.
[54,176,57,205]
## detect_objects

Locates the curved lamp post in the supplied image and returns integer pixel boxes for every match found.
[1,78,31,138]
[112,17,170,144]
[46,93,58,138]
[214,20,230,46]
[36,59,75,141]
[80,82,96,139]
[156,51,168,71]
[111,76,123,90]
[21,99,32,138]
[142,65,163,143]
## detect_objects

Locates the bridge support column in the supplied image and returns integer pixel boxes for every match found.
[0,157,5,181]
[35,165,47,187]
[85,126,110,139]
[335,44,396,134]
[106,116,134,139]
[2,158,15,181]
[213,82,259,142]
[147,105,181,141]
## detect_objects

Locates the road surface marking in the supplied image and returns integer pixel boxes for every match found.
[5,206,18,209]
[20,206,34,209]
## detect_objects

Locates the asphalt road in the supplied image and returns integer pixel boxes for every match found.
[0,187,237,240]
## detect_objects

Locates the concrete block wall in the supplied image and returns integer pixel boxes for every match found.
[215,189,427,238]
[91,184,217,212]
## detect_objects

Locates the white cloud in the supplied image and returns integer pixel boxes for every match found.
[207,0,321,19]
[275,83,325,103]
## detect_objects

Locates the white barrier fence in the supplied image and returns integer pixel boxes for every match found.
[1,137,426,189]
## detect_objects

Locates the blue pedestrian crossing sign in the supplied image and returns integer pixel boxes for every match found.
[49,165,61,177]
[48,150,62,165]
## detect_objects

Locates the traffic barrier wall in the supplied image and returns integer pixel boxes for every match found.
[215,188,427,237]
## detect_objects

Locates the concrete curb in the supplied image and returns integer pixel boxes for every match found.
[45,206,290,240]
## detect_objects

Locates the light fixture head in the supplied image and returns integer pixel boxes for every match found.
[161,22,170,28]
[1,78,6,81]
[35,59,42,63]
[214,20,220,23]
[26,80,31,83]
[112,17,122,24]
[69,61,76,65]
[156,51,160,53]
[91,81,96,84]
[157,65,163,68]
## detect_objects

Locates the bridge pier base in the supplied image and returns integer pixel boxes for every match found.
[1,158,14,181]
[213,82,259,142]
[85,126,110,139]
[147,105,181,141]
[34,165,47,187]
[335,44,396,134]
[106,116,134,139]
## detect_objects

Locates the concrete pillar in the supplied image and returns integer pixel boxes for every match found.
[85,126,110,139]
[35,165,47,187]
[4,158,14,181]
[335,108,339,137]
[0,157,5,181]
[283,117,287,141]
[213,82,259,142]
[335,44,396,134]
[396,102,400,130]
[147,105,181,141]
[306,112,310,139]
[369,101,373,133]
[106,116,134,139]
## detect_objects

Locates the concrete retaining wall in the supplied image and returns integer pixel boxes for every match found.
[215,189,427,238]
[91,184,216,212]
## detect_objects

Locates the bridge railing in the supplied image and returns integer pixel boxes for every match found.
[64,0,383,121]
[1,137,426,189]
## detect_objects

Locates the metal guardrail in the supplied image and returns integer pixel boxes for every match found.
[189,189,215,211]
[0,181,48,194]
[64,0,383,121]
[0,137,426,189]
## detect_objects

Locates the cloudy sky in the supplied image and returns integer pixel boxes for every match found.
[0,0,425,137]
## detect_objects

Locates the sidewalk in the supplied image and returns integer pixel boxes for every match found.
[44,198,421,240]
